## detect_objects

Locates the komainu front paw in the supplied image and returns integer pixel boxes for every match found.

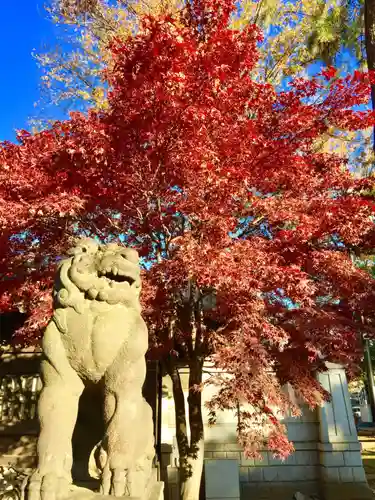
[27,471,70,500]
[100,466,146,498]
[100,466,129,497]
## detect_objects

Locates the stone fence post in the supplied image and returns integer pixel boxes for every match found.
[317,362,373,500]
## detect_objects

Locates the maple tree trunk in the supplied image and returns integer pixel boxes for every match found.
[168,358,204,500]
[365,0,375,150]
[183,358,204,500]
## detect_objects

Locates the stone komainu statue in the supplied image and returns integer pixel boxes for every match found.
[27,239,155,500]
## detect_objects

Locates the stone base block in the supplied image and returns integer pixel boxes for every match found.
[322,483,374,500]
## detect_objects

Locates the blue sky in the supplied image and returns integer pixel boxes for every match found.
[0,2,59,142]
[0,2,361,144]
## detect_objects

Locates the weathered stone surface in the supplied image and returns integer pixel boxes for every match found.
[26,239,157,499]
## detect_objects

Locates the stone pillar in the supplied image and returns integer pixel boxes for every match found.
[317,363,373,500]
[205,459,240,500]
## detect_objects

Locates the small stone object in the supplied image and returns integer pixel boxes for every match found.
[293,493,307,500]
[26,239,156,500]
[293,493,320,500]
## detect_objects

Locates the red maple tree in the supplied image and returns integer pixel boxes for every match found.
[1,0,375,497]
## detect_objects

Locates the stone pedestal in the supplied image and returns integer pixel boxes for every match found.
[67,482,164,500]
[317,363,373,499]
[22,480,164,500]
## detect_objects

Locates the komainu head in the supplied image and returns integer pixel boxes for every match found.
[55,238,142,308]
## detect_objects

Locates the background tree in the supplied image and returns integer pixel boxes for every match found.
[32,0,182,123]
[34,0,366,120]
[2,1,375,498]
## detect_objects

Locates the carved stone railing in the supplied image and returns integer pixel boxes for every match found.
[0,348,41,469]
[0,374,41,425]
[0,348,42,432]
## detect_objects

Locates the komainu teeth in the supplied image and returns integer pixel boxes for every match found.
[88,288,98,299]
[112,267,118,275]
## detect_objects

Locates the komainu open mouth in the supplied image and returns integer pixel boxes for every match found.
[98,269,135,285]
[106,272,134,285]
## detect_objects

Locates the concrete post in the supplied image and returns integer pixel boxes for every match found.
[317,362,373,500]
